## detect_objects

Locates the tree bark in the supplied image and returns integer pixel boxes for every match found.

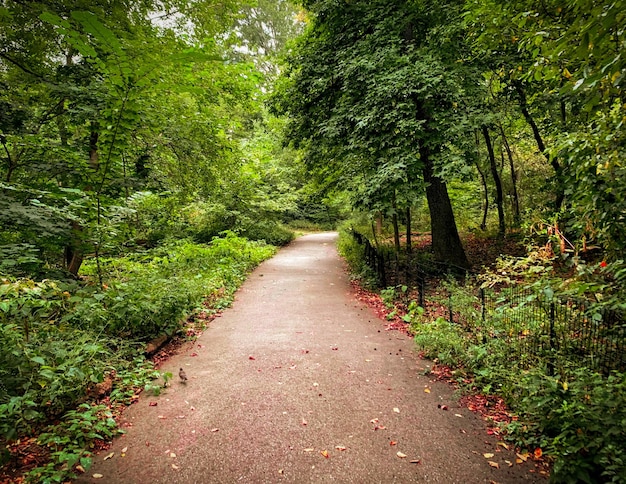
[391,192,401,254]
[420,143,469,269]
[65,221,84,276]
[405,206,412,253]
[513,81,564,209]
[482,125,505,237]
[499,125,521,226]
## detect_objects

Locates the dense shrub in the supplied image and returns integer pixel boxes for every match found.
[0,234,276,442]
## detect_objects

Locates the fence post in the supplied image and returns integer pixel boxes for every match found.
[480,288,486,321]
[548,302,556,376]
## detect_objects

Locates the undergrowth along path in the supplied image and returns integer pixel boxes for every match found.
[79,232,543,483]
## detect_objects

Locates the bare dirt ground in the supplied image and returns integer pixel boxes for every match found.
[77,232,545,483]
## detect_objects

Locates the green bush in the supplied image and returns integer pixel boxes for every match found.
[0,233,276,443]
[337,228,377,286]
[508,370,626,484]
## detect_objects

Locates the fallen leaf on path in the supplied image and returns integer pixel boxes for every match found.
[92,474,104,479]
[248,356,255,360]
[505,460,513,467]
[374,425,387,430]
[279,469,284,475]
[534,448,543,459]
[303,448,315,452]
[191,352,198,357]
[301,419,308,426]
[170,452,176,458]
[424,388,431,393]
[172,464,179,470]
[390,441,397,446]
[393,407,400,413]
[454,414,463,418]
[121,447,128,453]
[516,452,528,462]
[103,452,114,461]
[313,382,319,387]
[158,415,167,419]
[149,402,157,407]
[211,428,219,432]
[497,442,509,450]
[488,461,499,469]
[410,459,421,464]
[397,452,407,458]
[483,453,494,458]
[370,418,379,424]
[75,465,85,473]
[321,450,329,458]
[335,445,346,451]
[365,359,372,362]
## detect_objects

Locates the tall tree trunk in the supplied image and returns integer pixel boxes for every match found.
[420,144,469,269]
[474,130,489,231]
[513,81,564,209]
[65,221,84,276]
[499,125,521,227]
[391,192,401,254]
[482,125,505,237]
[405,206,412,253]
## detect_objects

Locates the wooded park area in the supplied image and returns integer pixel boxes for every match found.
[1,0,625,482]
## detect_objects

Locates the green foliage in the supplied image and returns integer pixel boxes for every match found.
[506,370,626,484]
[408,261,626,481]
[27,403,122,483]
[336,227,377,287]
[74,234,276,339]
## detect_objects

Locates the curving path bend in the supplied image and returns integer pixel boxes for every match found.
[78,232,543,484]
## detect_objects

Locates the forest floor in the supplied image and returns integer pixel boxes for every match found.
[71,232,546,483]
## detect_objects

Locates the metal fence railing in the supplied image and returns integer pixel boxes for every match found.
[350,231,626,375]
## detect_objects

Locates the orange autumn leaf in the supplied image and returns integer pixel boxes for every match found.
[321,450,329,458]
[534,448,543,459]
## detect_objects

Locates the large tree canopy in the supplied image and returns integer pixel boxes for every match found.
[272,0,484,267]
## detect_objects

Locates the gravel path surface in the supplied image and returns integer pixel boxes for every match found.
[78,232,544,483]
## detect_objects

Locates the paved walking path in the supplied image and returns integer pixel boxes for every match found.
[79,233,543,483]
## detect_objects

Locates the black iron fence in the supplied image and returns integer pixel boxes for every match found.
[351,230,626,375]
[467,287,626,375]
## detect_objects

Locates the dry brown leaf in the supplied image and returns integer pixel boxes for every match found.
[171,464,179,470]
[278,469,284,475]
[121,447,128,453]
[397,452,407,458]
[321,450,329,458]
[103,452,114,461]
[488,461,499,469]
[303,448,315,452]
[410,459,421,464]
[92,474,104,479]
[515,458,523,464]
[497,442,509,450]
[335,445,346,451]
[505,460,513,467]
[75,465,85,474]
[483,453,495,458]
[424,388,431,393]
[170,452,176,458]
[158,415,167,419]
[516,452,528,462]
[211,428,219,432]
[393,407,400,413]
[390,441,397,446]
